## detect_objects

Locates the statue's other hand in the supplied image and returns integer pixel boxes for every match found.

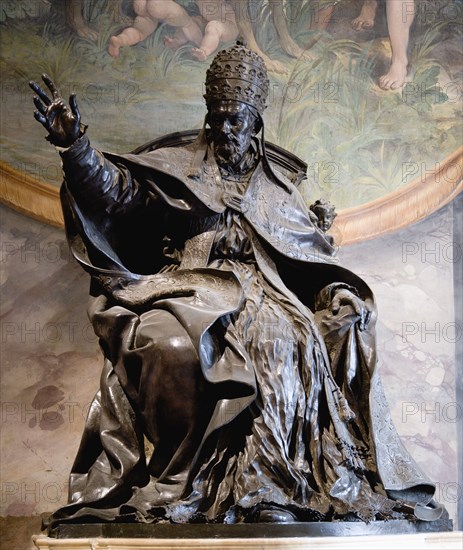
[29,74,82,148]
[330,289,372,331]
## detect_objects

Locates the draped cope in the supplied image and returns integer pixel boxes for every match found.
[49,135,440,529]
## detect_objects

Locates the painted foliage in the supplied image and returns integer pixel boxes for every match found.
[0,0,461,210]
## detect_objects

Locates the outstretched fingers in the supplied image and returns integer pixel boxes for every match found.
[69,93,81,125]
[29,74,63,124]
[30,74,81,146]
[29,81,51,107]
[33,110,49,130]
[41,73,61,100]
[33,95,47,115]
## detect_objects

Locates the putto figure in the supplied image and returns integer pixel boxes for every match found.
[31,43,445,529]
[309,199,337,245]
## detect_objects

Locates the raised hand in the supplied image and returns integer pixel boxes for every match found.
[29,74,83,147]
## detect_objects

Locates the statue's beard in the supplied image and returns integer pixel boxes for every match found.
[214,138,246,169]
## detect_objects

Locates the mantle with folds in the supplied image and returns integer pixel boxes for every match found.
[1,146,461,245]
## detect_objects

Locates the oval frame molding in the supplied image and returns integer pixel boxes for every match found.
[1,147,462,245]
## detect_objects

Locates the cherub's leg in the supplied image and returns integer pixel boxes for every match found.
[146,0,203,46]
[192,18,238,60]
[164,15,204,49]
[352,0,378,30]
[192,1,237,60]
[108,16,158,57]
[379,0,415,90]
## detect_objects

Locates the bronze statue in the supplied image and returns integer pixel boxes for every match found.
[30,43,445,530]
[309,199,337,245]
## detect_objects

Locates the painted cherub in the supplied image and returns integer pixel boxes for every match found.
[309,199,337,245]
[108,0,238,61]
[165,0,239,61]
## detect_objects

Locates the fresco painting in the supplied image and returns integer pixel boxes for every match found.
[0,0,461,211]
[0,1,461,544]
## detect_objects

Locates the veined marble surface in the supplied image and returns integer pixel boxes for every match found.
[338,197,462,525]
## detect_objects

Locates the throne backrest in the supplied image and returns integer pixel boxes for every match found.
[131,129,308,186]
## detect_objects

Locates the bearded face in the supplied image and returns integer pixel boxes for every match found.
[208,101,258,170]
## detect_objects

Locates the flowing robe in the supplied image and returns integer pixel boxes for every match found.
[49,134,439,528]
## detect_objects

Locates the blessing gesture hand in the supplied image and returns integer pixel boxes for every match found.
[29,74,83,147]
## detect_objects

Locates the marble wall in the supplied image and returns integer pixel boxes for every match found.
[339,196,462,527]
[0,197,461,546]
[0,206,101,547]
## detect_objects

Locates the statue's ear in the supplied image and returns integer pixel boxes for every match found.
[253,114,263,135]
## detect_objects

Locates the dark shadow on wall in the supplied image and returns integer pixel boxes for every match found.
[0,516,44,549]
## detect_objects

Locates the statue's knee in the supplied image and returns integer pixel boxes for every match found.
[155,332,197,365]
[140,310,197,364]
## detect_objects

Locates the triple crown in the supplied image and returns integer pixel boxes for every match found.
[204,42,269,115]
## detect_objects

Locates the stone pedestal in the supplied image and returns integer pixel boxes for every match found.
[32,531,462,550]
[32,522,460,550]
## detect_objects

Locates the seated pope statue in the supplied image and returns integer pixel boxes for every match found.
[30,42,443,528]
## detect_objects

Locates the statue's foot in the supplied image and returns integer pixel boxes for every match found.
[256,507,297,523]
[108,36,121,58]
[192,47,208,61]
[378,60,408,90]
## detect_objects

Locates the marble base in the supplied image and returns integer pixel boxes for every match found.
[48,519,453,538]
[32,531,462,550]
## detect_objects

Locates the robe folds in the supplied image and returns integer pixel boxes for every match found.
[49,133,442,529]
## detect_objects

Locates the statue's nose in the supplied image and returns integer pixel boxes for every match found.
[221,119,231,134]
